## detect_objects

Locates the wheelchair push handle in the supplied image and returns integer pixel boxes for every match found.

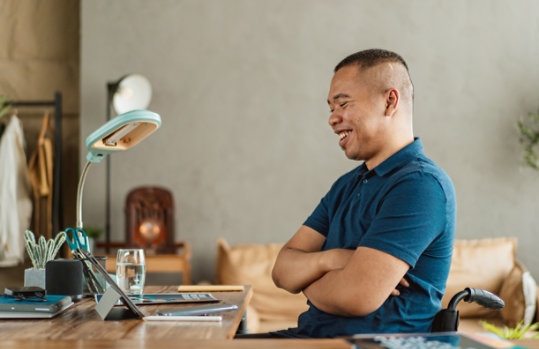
[432,287,504,332]
[447,287,504,311]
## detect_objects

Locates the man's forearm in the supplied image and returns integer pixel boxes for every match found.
[303,268,365,317]
[272,225,354,294]
[272,247,328,293]
[273,246,355,293]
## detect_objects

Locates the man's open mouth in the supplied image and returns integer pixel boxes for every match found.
[338,131,351,140]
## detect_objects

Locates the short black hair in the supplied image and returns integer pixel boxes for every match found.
[334,49,409,73]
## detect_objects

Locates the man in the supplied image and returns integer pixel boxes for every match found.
[270,49,456,338]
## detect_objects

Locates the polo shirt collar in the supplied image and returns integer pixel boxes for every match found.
[357,138,423,178]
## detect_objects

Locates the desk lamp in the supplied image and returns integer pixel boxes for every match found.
[105,74,152,250]
[109,74,152,115]
[76,109,161,230]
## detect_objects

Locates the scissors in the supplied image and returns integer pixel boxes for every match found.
[65,227,90,252]
[64,227,105,294]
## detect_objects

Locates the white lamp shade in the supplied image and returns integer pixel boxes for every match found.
[112,74,152,114]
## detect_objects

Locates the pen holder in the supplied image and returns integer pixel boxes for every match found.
[76,256,108,296]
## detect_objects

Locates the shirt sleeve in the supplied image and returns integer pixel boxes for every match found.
[359,172,449,268]
[303,195,330,237]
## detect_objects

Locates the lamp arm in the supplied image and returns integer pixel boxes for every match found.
[76,161,93,229]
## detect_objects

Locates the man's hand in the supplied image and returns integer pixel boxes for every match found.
[390,277,410,296]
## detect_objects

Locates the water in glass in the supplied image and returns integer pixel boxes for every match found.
[116,249,145,295]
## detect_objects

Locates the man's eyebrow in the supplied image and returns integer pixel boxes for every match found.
[327,93,350,105]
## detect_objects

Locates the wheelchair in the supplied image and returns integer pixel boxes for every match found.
[432,287,505,332]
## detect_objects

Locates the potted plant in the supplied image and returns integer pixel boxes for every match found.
[83,225,103,252]
[481,320,539,339]
[0,95,10,118]
[24,230,66,288]
[517,108,539,170]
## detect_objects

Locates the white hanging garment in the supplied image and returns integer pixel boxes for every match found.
[0,115,32,267]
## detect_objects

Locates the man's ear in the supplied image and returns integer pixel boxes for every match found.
[385,89,399,117]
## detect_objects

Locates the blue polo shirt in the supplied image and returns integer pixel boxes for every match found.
[279,138,456,338]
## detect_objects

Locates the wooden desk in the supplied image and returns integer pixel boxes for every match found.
[511,339,539,349]
[0,339,352,349]
[0,286,252,341]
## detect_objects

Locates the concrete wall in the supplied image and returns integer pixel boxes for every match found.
[0,0,79,286]
[80,0,539,282]
[0,0,79,225]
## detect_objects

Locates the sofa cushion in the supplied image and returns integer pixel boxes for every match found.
[442,237,516,318]
[499,262,537,327]
[216,239,308,323]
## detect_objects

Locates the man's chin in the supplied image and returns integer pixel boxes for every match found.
[342,146,365,161]
[343,150,360,161]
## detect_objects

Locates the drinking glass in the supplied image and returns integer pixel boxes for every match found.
[116,249,145,295]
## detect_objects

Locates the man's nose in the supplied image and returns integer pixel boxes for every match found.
[328,109,341,127]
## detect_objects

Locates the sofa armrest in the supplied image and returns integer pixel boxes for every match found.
[245,304,261,333]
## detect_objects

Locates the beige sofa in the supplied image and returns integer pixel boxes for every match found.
[216,237,538,334]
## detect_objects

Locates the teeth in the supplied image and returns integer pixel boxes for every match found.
[339,131,350,140]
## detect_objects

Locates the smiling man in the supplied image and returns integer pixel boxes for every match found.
[269,49,457,338]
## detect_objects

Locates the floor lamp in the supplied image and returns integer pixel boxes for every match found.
[105,75,152,252]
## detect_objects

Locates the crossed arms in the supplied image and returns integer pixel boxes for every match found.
[271,225,410,317]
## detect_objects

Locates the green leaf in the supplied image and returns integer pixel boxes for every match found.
[51,232,66,260]
[46,239,55,262]
[481,320,539,339]
[518,109,539,171]
[0,95,11,119]
[25,230,36,245]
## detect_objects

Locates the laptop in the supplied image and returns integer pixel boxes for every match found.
[78,248,224,321]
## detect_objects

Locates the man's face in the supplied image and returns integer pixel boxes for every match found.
[327,65,387,164]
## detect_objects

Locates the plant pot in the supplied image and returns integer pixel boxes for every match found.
[24,268,46,289]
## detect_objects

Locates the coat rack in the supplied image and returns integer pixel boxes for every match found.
[9,92,63,237]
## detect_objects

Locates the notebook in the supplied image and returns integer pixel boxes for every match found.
[78,248,223,321]
[0,294,73,318]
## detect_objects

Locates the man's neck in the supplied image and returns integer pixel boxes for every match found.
[364,136,414,170]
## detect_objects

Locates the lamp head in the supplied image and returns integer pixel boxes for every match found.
[112,74,152,114]
[86,109,161,163]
